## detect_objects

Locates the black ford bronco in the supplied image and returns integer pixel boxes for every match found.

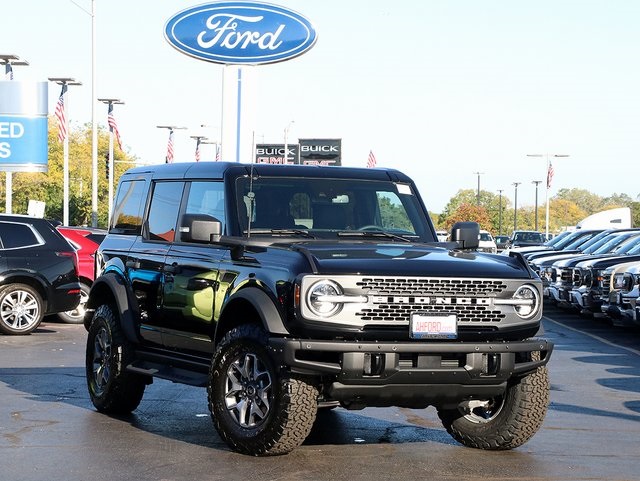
[84,162,552,456]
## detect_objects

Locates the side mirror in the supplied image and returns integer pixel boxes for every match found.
[180,214,222,243]
[191,219,222,243]
[450,221,480,250]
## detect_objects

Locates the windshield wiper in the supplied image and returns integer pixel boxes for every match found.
[245,229,316,239]
[336,230,414,243]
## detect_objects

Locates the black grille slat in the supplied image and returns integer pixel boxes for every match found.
[354,277,509,325]
[356,278,506,296]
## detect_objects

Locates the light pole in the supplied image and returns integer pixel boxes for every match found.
[513,182,521,232]
[157,126,187,163]
[190,135,207,162]
[527,153,570,238]
[532,180,542,232]
[0,54,29,215]
[473,171,484,206]
[283,120,294,164]
[0,54,28,79]
[49,77,82,226]
[99,98,123,224]
[200,139,219,161]
[200,125,220,161]
[69,0,97,226]
[497,189,503,235]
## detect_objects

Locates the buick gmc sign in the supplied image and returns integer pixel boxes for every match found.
[164,1,317,65]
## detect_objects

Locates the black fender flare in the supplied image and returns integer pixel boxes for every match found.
[221,287,289,337]
[87,272,141,344]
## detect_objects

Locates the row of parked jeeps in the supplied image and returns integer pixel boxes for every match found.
[505,227,640,327]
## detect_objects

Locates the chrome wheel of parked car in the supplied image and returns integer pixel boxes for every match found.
[0,284,44,335]
[57,283,90,324]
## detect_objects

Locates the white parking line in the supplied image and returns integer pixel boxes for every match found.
[544,315,640,357]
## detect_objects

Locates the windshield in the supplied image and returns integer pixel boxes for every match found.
[234,175,433,241]
[545,230,573,247]
[565,231,608,251]
[592,232,640,254]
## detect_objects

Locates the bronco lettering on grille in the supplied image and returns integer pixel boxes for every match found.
[371,296,491,305]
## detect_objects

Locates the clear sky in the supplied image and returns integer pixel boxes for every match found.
[3,0,640,212]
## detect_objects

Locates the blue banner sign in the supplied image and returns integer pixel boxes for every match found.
[165,1,317,65]
[0,81,48,173]
[0,116,48,171]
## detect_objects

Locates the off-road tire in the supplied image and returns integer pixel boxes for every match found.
[0,283,44,335]
[438,364,550,450]
[86,304,146,414]
[57,282,90,324]
[208,324,318,456]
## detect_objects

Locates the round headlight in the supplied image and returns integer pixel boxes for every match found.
[513,284,540,319]
[307,280,343,317]
[584,270,594,288]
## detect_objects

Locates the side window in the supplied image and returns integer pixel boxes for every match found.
[0,222,42,249]
[111,180,147,234]
[180,181,225,242]
[147,182,184,242]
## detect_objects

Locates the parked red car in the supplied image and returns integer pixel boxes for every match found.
[56,226,106,323]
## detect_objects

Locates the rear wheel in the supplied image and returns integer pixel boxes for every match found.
[437,364,550,450]
[86,304,146,414]
[0,283,44,335]
[57,282,90,324]
[208,324,318,456]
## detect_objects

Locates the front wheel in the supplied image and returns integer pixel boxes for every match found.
[208,325,318,456]
[0,283,44,335]
[85,304,147,414]
[437,364,550,450]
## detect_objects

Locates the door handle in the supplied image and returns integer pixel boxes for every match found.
[126,259,140,269]
[164,263,181,274]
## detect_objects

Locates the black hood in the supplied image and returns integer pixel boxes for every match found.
[292,242,534,279]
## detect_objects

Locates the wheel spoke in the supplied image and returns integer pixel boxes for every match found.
[224,350,273,428]
[0,291,40,330]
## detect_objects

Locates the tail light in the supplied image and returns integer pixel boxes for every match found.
[56,250,79,276]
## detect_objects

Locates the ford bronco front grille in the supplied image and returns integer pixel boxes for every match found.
[354,277,509,325]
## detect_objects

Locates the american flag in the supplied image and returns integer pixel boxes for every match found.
[54,84,68,143]
[107,103,123,151]
[165,129,175,163]
[366,150,376,168]
[215,143,221,162]
[195,137,201,162]
[5,63,13,80]
[546,161,554,189]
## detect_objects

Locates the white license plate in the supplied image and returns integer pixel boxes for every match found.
[410,312,457,339]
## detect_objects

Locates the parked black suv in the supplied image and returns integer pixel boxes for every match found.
[0,214,81,334]
[84,162,553,456]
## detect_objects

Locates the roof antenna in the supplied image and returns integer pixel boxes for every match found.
[246,130,256,238]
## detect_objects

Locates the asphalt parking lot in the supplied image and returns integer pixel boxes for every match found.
[1,306,639,481]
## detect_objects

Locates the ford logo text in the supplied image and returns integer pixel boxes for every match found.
[164,1,317,65]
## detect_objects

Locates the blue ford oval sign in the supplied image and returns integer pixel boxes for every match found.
[164,1,317,65]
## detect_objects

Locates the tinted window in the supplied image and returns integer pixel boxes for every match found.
[235,176,430,240]
[179,181,226,242]
[0,222,41,249]
[148,182,184,242]
[111,180,147,234]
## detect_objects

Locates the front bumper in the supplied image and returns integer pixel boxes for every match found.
[270,337,553,409]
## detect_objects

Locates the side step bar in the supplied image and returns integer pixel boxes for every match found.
[126,350,211,387]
